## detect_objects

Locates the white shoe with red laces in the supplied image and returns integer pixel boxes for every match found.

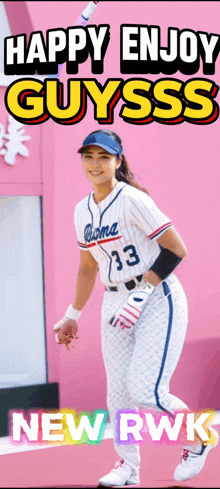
[174,427,219,481]
[98,459,140,487]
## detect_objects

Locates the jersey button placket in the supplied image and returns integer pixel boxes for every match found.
[96,206,113,284]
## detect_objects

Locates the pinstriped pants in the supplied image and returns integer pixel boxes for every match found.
[101,274,189,471]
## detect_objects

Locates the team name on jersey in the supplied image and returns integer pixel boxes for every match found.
[84,222,119,243]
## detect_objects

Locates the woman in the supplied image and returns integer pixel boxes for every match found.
[54,129,218,487]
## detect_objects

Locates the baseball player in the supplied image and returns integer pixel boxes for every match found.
[54,129,218,486]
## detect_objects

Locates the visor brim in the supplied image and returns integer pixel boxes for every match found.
[77,143,119,155]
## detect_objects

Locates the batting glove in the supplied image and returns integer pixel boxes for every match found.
[110,282,155,329]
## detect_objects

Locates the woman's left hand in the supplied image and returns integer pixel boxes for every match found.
[110,285,155,329]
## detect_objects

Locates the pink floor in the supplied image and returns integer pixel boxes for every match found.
[0,426,219,488]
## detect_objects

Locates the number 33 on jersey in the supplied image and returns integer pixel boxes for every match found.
[74,182,172,286]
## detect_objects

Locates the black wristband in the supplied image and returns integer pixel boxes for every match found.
[149,245,182,280]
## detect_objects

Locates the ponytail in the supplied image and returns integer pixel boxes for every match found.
[115,154,148,195]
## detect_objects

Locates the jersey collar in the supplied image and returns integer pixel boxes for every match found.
[92,181,126,208]
[89,181,126,225]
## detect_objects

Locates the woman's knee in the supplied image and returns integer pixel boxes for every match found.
[126,376,156,406]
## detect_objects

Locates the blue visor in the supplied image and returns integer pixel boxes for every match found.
[78,133,122,157]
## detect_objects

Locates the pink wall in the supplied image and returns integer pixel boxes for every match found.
[2,1,220,411]
[0,88,42,191]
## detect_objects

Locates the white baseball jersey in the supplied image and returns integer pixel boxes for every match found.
[74,181,172,287]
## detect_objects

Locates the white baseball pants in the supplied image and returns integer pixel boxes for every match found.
[101,274,188,472]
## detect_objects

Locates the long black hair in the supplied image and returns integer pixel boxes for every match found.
[83,129,148,195]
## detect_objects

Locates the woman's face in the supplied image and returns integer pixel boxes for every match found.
[81,145,121,186]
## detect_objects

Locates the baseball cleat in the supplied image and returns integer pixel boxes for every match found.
[173,427,219,481]
[98,459,140,486]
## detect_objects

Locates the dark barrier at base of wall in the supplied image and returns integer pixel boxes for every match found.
[0,382,59,437]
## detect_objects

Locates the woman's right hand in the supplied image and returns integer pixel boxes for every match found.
[54,318,78,351]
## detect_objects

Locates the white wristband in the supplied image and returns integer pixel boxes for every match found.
[53,305,81,332]
[65,304,82,321]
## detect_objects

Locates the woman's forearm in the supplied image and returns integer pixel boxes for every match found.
[144,227,187,286]
[143,269,162,287]
[72,265,98,311]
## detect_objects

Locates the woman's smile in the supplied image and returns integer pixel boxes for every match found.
[89,170,103,175]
